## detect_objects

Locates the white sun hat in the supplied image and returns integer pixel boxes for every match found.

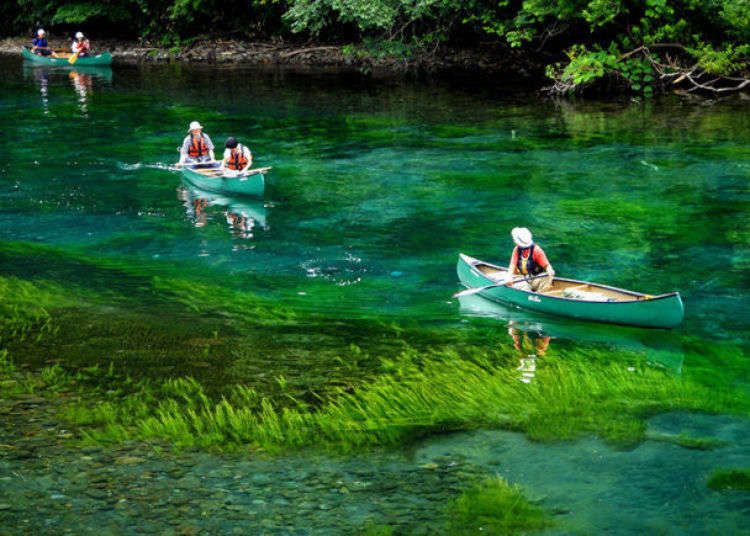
[75,31,84,39]
[188,121,203,132]
[37,29,46,36]
[511,227,533,248]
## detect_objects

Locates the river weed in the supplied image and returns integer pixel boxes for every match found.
[707,468,750,491]
[447,476,549,535]
[49,348,748,452]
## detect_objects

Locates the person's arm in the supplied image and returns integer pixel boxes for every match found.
[204,135,215,162]
[218,149,228,170]
[240,147,252,173]
[177,138,189,166]
[534,247,555,280]
[505,247,518,286]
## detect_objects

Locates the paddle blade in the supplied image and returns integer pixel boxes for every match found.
[452,284,500,298]
[68,52,79,64]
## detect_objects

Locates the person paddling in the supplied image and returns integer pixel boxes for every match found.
[220,137,252,175]
[178,121,215,167]
[505,227,555,292]
[71,32,90,57]
[31,29,53,56]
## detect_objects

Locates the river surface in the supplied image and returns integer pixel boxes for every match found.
[0,56,748,534]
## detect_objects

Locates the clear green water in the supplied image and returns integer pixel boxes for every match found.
[0,56,748,534]
[3,59,748,341]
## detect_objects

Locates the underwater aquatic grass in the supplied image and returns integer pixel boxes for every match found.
[707,468,750,491]
[355,523,394,536]
[2,242,748,454]
[646,432,729,450]
[447,476,549,535]
[59,346,749,452]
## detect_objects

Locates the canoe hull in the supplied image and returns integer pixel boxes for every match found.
[181,163,265,197]
[457,254,684,329]
[22,47,112,66]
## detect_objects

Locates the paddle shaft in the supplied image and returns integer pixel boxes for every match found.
[452,272,551,298]
[30,47,69,52]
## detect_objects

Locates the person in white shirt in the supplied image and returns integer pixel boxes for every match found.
[71,32,90,57]
[178,121,215,167]
[220,137,252,175]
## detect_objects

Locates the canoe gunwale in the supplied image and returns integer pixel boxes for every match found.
[459,253,680,305]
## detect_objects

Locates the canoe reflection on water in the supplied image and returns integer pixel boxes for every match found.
[22,63,113,116]
[458,293,684,378]
[177,181,268,239]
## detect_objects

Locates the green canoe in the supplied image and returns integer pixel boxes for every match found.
[22,46,112,66]
[456,254,684,329]
[181,162,266,197]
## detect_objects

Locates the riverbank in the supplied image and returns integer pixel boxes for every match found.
[0,36,542,79]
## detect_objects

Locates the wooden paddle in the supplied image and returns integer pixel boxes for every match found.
[452,272,551,298]
[68,51,80,64]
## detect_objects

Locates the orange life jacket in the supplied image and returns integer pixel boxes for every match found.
[226,145,249,170]
[188,134,209,158]
[516,245,544,276]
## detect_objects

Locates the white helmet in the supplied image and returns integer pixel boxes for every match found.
[37,29,45,36]
[511,227,533,248]
[75,32,84,39]
[188,121,203,132]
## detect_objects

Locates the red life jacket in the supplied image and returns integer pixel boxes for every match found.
[188,134,209,158]
[73,40,89,54]
[516,245,544,276]
[226,145,249,170]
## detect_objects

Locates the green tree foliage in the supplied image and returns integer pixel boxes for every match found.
[3,0,748,94]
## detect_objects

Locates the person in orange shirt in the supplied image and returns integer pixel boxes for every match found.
[505,227,555,292]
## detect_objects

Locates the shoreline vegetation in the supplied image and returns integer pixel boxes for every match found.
[2,0,748,95]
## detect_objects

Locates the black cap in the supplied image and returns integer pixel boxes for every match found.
[225,137,238,148]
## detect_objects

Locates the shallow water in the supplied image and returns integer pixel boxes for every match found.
[0,55,748,533]
[1,413,747,535]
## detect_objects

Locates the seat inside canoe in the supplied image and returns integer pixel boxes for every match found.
[474,263,641,302]
[187,164,223,176]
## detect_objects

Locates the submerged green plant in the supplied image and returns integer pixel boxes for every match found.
[58,347,748,452]
[2,241,748,455]
[447,476,549,535]
[646,432,729,451]
[356,522,394,536]
[707,468,750,491]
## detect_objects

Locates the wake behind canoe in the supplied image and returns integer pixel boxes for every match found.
[456,254,684,329]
